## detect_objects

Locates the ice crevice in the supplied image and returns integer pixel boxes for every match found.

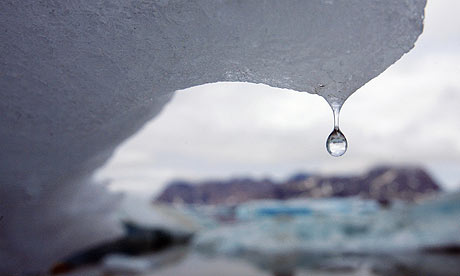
[0,0,425,274]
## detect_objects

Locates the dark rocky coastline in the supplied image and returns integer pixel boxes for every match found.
[155,166,440,205]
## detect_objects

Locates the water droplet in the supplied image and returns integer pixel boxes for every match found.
[326,103,348,157]
[326,128,347,157]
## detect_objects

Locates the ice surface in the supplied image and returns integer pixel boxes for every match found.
[0,0,425,273]
[195,193,460,264]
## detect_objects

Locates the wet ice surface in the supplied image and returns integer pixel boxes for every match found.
[60,249,460,276]
[1,0,425,274]
[146,253,381,276]
[62,253,378,276]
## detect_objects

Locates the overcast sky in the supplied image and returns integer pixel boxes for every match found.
[96,0,460,196]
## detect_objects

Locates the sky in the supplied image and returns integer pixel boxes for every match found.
[96,0,460,196]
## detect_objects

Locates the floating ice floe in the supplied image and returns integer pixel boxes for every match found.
[194,193,460,274]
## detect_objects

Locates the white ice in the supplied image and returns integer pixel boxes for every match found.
[196,193,460,255]
[0,0,425,274]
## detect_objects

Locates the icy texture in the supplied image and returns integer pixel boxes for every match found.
[0,0,425,274]
[195,192,460,261]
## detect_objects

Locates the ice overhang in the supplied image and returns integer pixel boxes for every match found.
[0,0,426,273]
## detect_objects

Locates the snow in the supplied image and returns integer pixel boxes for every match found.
[0,0,425,274]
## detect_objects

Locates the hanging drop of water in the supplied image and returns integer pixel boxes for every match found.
[326,103,347,157]
[326,128,347,157]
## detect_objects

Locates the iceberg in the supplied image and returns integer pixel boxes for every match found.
[196,194,460,254]
[195,193,460,274]
[0,0,425,274]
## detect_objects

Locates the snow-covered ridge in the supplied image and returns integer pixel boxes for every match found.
[0,0,425,274]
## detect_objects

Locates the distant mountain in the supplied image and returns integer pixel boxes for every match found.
[155,166,441,205]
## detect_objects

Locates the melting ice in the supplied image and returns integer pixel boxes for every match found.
[194,192,460,270]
